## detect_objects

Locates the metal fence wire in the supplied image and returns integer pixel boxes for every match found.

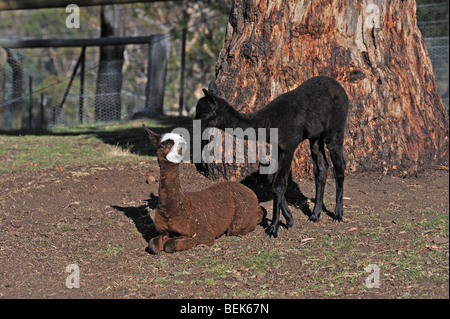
[1,41,164,129]
[0,2,448,130]
[0,2,224,130]
[417,2,449,106]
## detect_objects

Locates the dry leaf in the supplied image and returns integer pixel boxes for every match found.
[433,238,449,244]
[256,273,265,280]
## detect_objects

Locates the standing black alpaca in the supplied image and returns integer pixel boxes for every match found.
[195,76,349,238]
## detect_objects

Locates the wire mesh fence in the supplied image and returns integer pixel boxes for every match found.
[0,2,226,130]
[1,44,149,129]
[417,1,449,106]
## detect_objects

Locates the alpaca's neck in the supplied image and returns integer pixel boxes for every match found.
[220,103,266,131]
[157,160,184,212]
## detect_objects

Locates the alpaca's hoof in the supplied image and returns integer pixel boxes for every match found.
[284,218,294,230]
[145,246,158,255]
[308,215,320,223]
[332,216,343,223]
[265,224,279,238]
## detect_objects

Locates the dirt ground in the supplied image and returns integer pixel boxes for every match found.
[0,160,448,299]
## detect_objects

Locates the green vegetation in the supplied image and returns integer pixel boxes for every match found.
[0,119,176,174]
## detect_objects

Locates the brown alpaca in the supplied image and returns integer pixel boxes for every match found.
[143,125,265,254]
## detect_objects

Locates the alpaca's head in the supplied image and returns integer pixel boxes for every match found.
[143,125,186,164]
[194,80,229,128]
[160,133,186,163]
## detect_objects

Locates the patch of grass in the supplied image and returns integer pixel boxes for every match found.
[0,118,195,174]
[192,247,285,276]
[98,245,123,257]
[423,214,449,231]
[56,222,75,234]
[107,143,134,157]
[154,277,171,285]
[0,134,142,174]
[241,248,284,272]
[362,209,449,287]
[48,119,171,134]
[193,253,234,275]
[0,120,168,174]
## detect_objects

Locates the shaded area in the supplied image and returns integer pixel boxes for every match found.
[240,171,335,222]
[112,193,159,242]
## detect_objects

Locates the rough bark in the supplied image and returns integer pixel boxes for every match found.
[204,0,449,180]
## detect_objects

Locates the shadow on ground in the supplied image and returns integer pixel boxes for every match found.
[112,193,159,242]
[240,171,336,222]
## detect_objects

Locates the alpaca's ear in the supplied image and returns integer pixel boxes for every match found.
[208,80,220,95]
[142,124,161,145]
[202,89,220,110]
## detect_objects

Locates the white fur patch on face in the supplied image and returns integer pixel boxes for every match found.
[161,133,187,163]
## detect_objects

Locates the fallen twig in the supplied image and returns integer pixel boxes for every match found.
[368,246,412,259]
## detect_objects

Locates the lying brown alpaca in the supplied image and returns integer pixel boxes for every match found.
[143,125,265,254]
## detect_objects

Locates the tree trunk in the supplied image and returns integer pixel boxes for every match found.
[94,4,125,122]
[132,34,170,119]
[5,48,23,130]
[202,0,449,180]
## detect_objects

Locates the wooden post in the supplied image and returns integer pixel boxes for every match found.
[5,48,23,130]
[0,49,6,130]
[0,36,157,49]
[179,27,187,116]
[51,105,57,125]
[27,76,32,129]
[134,34,170,118]
[79,46,85,124]
[94,4,125,122]
[145,34,170,115]
[40,93,45,129]
[59,47,84,109]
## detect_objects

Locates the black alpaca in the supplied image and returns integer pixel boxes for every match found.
[195,76,350,238]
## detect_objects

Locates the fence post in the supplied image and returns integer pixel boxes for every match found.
[179,27,187,116]
[27,75,32,129]
[60,48,84,110]
[0,49,5,130]
[5,48,23,129]
[79,46,85,124]
[134,34,169,118]
[145,34,169,116]
[40,93,45,129]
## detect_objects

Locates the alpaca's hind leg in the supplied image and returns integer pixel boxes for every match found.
[164,234,215,253]
[281,197,294,229]
[148,235,170,254]
[309,138,329,222]
[327,139,346,222]
[266,169,293,229]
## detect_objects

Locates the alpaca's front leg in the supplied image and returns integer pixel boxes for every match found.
[148,235,170,254]
[164,234,215,253]
[267,149,295,238]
